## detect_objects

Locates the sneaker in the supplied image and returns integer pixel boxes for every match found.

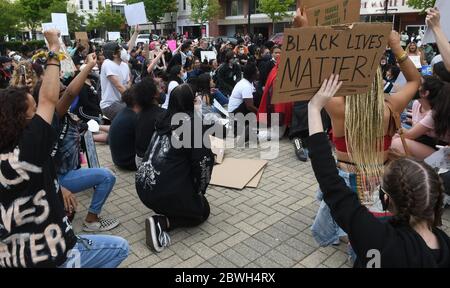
[145,215,171,253]
[83,217,120,232]
[294,138,308,162]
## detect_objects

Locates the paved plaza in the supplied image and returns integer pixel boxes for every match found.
[71,139,450,268]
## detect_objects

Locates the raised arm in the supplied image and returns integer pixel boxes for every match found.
[427,7,450,71]
[128,25,140,54]
[147,48,167,73]
[56,53,97,118]
[36,30,62,124]
[388,31,421,113]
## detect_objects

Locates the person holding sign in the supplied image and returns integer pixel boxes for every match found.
[427,7,450,73]
[307,74,450,268]
[307,27,421,250]
[406,42,427,69]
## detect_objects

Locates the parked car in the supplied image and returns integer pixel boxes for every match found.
[136,34,150,45]
[269,33,283,46]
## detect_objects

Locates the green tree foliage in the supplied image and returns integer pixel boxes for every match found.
[190,0,220,29]
[0,0,22,39]
[407,0,436,11]
[86,5,124,32]
[126,0,178,32]
[258,0,295,30]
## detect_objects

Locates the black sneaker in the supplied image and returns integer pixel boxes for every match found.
[145,215,171,253]
[294,138,308,162]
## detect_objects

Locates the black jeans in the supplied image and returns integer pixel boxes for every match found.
[167,196,210,230]
[289,101,331,145]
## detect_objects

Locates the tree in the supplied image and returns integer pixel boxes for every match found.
[126,0,178,33]
[258,0,295,32]
[86,5,124,34]
[407,0,436,11]
[0,0,22,40]
[190,0,220,36]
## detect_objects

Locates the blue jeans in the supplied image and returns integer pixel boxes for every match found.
[58,168,116,215]
[212,89,229,106]
[60,235,129,268]
[311,169,350,247]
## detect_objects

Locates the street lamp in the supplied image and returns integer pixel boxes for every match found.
[248,0,253,35]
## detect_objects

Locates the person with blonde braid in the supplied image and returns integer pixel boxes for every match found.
[290,10,421,248]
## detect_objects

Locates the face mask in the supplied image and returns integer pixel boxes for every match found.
[182,72,188,82]
[186,51,193,57]
[121,49,130,62]
[239,49,245,55]
[4,65,12,71]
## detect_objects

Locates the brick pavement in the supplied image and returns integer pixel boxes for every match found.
[70,139,450,268]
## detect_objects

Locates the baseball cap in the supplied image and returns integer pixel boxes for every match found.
[0,56,13,64]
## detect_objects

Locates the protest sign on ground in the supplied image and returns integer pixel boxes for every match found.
[272,23,392,103]
[302,0,361,26]
[124,2,148,26]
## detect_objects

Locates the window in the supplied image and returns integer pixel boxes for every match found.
[183,0,186,10]
[79,0,84,10]
[227,0,243,16]
[89,0,93,10]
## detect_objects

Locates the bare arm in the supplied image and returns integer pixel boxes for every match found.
[147,49,166,73]
[244,98,258,113]
[427,8,450,71]
[388,31,421,113]
[56,53,97,118]
[403,123,431,140]
[128,25,140,53]
[36,30,62,124]
[108,75,127,94]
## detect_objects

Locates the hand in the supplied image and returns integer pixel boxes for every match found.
[426,7,441,30]
[388,30,402,53]
[61,187,77,214]
[134,25,140,34]
[293,6,309,28]
[309,74,343,110]
[85,53,97,67]
[25,78,33,93]
[44,29,61,52]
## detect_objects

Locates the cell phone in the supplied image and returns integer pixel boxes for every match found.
[19,65,27,85]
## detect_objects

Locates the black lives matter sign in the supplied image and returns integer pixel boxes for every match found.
[272,23,392,103]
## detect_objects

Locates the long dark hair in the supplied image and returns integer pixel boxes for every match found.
[0,87,30,152]
[430,83,450,139]
[422,76,444,103]
[134,77,158,109]
[156,83,196,133]
[383,158,444,228]
[168,65,183,85]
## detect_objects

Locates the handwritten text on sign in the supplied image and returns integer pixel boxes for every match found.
[272,23,391,104]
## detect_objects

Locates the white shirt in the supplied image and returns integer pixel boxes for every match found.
[228,78,255,113]
[431,55,443,67]
[100,59,125,109]
[119,62,130,85]
[162,81,180,109]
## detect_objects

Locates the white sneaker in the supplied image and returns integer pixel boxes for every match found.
[83,217,120,232]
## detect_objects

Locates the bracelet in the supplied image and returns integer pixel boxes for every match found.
[396,52,408,64]
[32,51,66,62]
[45,63,61,69]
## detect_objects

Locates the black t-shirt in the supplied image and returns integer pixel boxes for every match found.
[0,115,77,267]
[76,83,102,122]
[109,107,138,170]
[0,68,11,89]
[135,105,165,159]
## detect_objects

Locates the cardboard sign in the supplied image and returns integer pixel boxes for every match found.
[409,55,422,69]
[425,147,450,170]
[124,2,148,26]
[210,158,268,190]
[201,51,217,62]
[423,0,450,44]
[302,0,361,26]
[51,13,69,36]
[272,23,391,103]
[421,65,433,76]
[246,169,264,188]
[75,32,89,49]
[108,32,121,41]
[83,131,100,169]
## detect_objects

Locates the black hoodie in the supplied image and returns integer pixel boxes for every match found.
[309,132,450,268]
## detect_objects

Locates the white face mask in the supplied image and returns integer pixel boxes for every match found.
[121,49,130,62]
[182,72,188,82]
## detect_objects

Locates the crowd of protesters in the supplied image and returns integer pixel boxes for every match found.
[0,6,450,268]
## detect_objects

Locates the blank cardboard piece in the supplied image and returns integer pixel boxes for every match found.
[209,136,225,164]
[51,13,69,36]
[423,0,450,44]
[108,32,121,41]
[75,32,89,50]
[125,2,148,26]
[272,23,392,104]
[302,0,361,26]
[246,168,264,188]
[210,158,268,190]
[201,51,217,62]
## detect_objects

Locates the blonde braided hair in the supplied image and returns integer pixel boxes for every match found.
[344,68,385,193]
